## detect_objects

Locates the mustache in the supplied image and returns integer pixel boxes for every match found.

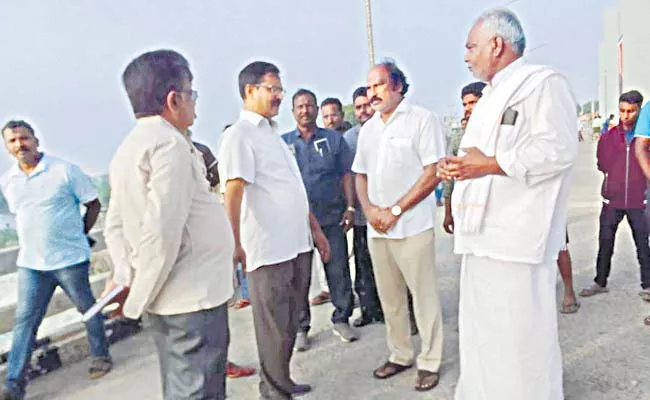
[370,96,382,103]
[271,99,281,107]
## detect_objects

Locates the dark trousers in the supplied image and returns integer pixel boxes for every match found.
[322,225,354,324]
[249,252,312,400]
[595,205,650,289]
[148,304,230,400]
[353,226,383,319]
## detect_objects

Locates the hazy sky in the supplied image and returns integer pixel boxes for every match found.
[0,0,614,174]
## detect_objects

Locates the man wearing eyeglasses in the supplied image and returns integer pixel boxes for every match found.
[219,61,331,400]
[103,50,234,400]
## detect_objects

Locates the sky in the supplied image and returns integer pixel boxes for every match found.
[0,0,615,174]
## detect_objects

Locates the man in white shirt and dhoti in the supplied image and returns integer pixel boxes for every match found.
[439,9,578,400]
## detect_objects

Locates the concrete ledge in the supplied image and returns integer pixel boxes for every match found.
[0,250,114,335]
[0,230,106,276]
[0,272,110,334]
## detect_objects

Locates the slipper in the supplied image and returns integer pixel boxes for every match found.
[559,301,580,314]
[373,361,412,380]
[579,284,608,297]
[415,370,439,391]
[234,299,251,309]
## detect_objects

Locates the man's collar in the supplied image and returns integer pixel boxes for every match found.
[375,99,411,125]
[10,152,48,178]
[240,110,277,129]
[490,57,525,88]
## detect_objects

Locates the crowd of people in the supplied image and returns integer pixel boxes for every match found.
[2,6,650,400]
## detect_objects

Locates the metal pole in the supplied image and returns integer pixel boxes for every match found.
[364,0,376,67]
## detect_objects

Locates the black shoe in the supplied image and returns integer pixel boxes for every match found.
[292,383,312,396]
[353,316,374,327]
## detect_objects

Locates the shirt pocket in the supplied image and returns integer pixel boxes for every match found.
[386,136,415,167]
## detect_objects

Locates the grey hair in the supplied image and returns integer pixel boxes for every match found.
[477,8,526,55]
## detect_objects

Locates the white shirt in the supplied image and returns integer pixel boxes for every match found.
[104,116,234,318]
[454,61,578,264]
[352,101,446,239]
[217,110,312,272]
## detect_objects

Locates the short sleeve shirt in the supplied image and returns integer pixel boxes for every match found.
[1,154,96,270]
[282,128,353,227]
[352,101,446,239]
[217,110,313,272]
[634,102,650,138]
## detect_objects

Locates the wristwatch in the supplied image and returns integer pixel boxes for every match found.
[391,205,402,217]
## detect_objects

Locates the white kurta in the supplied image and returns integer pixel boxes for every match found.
[453,60,578,400]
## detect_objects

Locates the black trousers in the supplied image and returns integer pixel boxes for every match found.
[249,252,312,400]
[353,226,383,319]
[595,204,650,289]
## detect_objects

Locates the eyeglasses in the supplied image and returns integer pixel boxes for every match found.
[254,84,285,95]
[178,89,199,103]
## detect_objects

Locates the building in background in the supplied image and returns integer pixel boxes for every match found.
[598,0,650,119]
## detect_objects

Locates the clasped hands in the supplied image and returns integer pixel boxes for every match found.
[367,206,399,234]
[437,147,496,181]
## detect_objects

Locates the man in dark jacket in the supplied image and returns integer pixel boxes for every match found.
[580,90,650,299]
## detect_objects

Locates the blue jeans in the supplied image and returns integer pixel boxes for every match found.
[5,261,109,399]
[236,264,249,300]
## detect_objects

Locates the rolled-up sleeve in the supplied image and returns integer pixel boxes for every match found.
[418,112,446,166]
[217,128,256,184]
[495,75,578,186]
[125,137,194,318]
[634,103,650,138]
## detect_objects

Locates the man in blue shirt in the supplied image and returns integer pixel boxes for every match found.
[0,120,110,400]
[282,89,358,346]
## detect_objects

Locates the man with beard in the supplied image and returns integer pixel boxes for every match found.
[321,97,353,133]
[282,89,359,347]
[219,62,330,399]
[0,120,110,400]
[439,9,577,399]
[343,86,384,327]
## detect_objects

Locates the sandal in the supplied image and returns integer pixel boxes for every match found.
[234,299,251,309]
[373,361,412,380]
[559,301,580,314]
[226,361,256,378]
[638,290,650,302]
[579,284,608,297]
[415,370,440,392]
[88,356,113,380]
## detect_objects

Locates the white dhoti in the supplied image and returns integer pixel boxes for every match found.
[455,254,563,400]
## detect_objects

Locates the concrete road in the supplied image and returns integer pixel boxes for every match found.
[24,142,650,399]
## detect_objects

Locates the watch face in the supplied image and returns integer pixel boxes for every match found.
[391,206,401,216]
